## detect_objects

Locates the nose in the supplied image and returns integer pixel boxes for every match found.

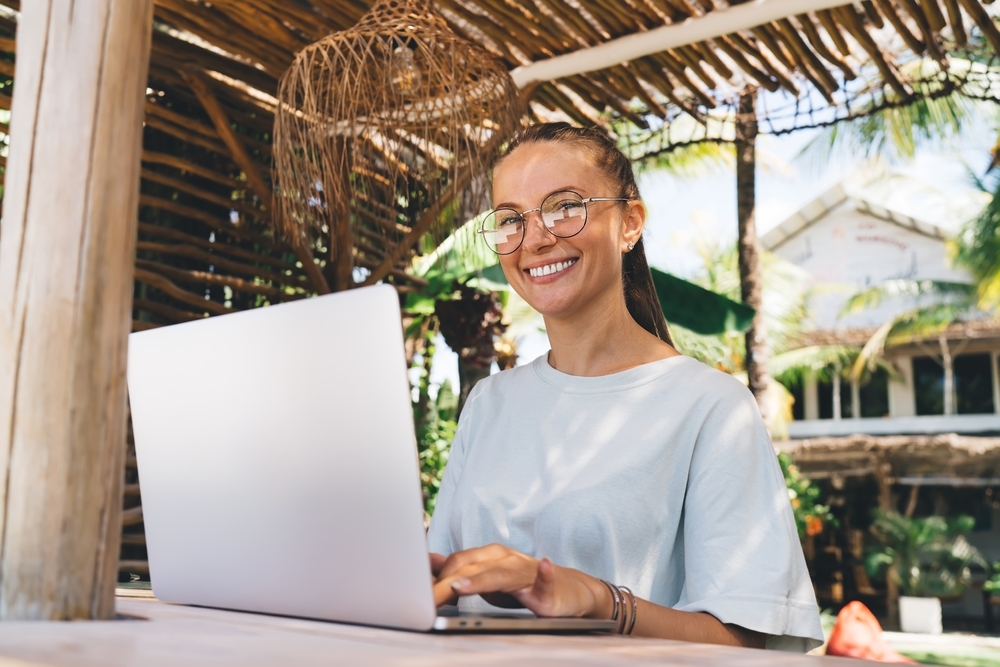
[520,210,555,255]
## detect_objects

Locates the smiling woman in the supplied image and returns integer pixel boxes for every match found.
[426,123,824,651]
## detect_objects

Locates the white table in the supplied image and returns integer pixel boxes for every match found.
[0,592,869,666]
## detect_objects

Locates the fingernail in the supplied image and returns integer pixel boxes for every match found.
[451,578,471,590]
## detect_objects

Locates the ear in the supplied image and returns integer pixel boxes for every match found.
[620,200,646,252]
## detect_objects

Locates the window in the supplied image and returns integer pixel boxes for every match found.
[818,379,833,419]
[954,353,994,414]
[859,370,890,418]
[817,376,852,419]
[913,356,944,416]
[787,380,805,421]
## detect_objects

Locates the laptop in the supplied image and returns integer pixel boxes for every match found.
[127,284,614,633]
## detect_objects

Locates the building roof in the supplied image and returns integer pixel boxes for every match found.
[761,179,959,252]
[791,318,1000,348]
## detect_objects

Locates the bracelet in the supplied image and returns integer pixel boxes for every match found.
[620,586,638,635]
[599,579,621,629]
[600,580,638,635]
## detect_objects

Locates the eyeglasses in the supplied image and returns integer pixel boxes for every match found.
[477,190,630,255]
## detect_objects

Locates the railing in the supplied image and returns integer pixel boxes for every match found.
[788,414,1000,439]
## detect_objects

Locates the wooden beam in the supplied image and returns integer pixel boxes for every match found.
[510,0,855,87]
[0,0,154,620]
[181,69,331,295]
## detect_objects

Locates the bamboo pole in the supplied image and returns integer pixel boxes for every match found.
[0,0,154,620]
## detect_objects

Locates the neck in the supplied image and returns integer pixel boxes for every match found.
[543,288,676,377]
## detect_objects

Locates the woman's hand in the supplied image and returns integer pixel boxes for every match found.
[429,544,612,619]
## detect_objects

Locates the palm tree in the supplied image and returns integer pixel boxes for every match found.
[840,278,985,416]
[953,170,1000,312]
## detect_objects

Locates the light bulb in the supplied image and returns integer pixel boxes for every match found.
[389,47,421,96]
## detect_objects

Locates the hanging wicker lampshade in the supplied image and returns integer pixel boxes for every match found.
[273,0,522,291]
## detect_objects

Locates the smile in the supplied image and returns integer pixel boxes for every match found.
[527,258,578,278]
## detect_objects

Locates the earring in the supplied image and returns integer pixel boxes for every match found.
[626,242,635,251]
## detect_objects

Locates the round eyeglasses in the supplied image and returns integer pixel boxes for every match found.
[478,190,630,255]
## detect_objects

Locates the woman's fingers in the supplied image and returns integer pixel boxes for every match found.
[429,552,448,578]
[436,543,514,580]
[530,557,557,600]
[448,562,535,599]
[433,579,460,607]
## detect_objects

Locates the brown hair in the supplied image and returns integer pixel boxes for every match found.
[493,122,672,345]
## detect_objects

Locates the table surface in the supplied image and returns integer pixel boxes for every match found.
[0,592,870,666]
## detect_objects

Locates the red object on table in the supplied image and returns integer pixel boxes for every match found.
[826,601,916,663]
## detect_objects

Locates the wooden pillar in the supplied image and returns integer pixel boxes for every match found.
[734,87,772,424]
[0,0,154,620]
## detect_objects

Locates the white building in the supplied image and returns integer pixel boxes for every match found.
[765,174,1000,621]
[763,174,1000,440]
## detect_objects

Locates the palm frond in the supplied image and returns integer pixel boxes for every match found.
[799,91,978,168]
[771,345,859,384]
[840,279,975,316]
[951,173,1000,313]
[636,141,734,178]
[852,319,899,380]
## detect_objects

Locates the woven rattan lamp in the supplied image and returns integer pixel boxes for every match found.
[273,0,521,291]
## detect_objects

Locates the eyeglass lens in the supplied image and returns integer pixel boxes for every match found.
[481,191,588,255]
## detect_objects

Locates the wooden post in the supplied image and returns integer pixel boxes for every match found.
[0,0,154,620]
[734,87,773,424]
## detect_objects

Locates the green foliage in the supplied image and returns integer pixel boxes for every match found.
[951,172,1000,313]
[415,379,457,517]
[840,279,980,379]
[865,510,987,598]
[798,57,997,169]
[983,561,1000,593]
[410,327,458,517]
[778,452,837,540]
[800,93,975,166]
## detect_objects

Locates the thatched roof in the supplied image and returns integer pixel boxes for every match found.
[793,319,1000,349]
[780,433,1000,479]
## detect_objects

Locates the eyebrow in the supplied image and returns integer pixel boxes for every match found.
[494,186,586,210]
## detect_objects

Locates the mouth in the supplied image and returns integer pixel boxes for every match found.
[525,258,578,278]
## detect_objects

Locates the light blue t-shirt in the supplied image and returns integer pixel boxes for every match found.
[427,354,824,652]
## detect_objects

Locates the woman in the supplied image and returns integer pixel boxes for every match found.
[427,123,823,652]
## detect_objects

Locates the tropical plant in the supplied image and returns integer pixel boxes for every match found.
[676,241,885,432]
[414,374,457,518]
[984,561,1000,594]
[865,510,987,598]
[799,57,997,168]
[841,278,981,379]
[778,452,837,540]
[952,168,1000,312]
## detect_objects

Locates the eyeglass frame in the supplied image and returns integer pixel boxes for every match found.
[477,190,632,255]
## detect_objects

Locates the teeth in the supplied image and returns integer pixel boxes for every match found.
[528,259,577,278]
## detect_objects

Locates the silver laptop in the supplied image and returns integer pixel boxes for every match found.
[127,284,613,633]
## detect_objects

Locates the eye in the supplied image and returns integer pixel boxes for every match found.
[498,214,522,227]
[552,198,584,212]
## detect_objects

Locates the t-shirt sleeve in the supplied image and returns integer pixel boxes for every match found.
[425,380,483,556]
[674,377,824,653]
